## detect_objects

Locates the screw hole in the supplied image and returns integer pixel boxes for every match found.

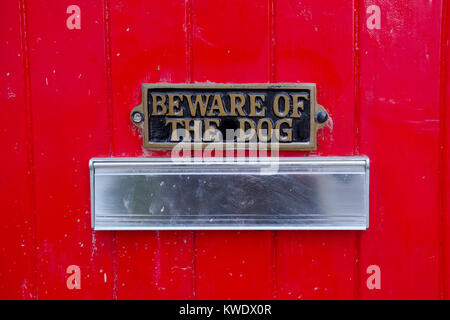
[131,111,144,124]
[315,111,328,124]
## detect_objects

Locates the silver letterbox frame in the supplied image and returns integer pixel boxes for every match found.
[90,157,369,230]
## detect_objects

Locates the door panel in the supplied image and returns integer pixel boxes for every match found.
[275,0,357,299]
[0,1,35,299]
[444,0,450,300]
[359,0,441,299]
[27,0,115,298]
[108,0,194,299]
[192,0,274,299]
[1,0,449,300]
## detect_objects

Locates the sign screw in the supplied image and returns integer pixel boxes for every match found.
[315,111,328,124]
[131,111,144,124]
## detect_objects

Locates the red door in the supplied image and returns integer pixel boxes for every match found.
[0,0,448,299]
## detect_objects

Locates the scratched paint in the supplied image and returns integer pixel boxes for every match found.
[0,0,448,299]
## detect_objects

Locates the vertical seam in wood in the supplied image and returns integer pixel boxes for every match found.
[272,232,278,299]
[438,0,448,300]
[186,0,196,299]
[18,0,37,300]
[269,0,278,299]
[103,0,118,300]
[187,0,193,84]
[353,0,362,300]
[269,0,276,83]
[104,0,114,155]
[192,231,196,299]
[353,0,361,154]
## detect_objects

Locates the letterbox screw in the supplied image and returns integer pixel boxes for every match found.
[315,111,328,124]
[131,111,144,124]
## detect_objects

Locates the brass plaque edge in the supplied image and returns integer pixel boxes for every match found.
[131,83,329,151]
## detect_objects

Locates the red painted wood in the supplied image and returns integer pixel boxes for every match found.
[192,0,274,299]
[27,0,115,298]
[441,0,449,299]
[108,0,194,299]
[0,0,35,299]
[274,0,357,299]
[1,0,450,300]
[359,0,442,299]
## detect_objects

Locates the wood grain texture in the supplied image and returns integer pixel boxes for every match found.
[108,0,194,299]
[359,0,442,299]
[274,0,357,299]
[0,0,449,300]
[27,0,115,298]
[441,0,450,300]
[0,0,35,299]
[192,0,274,299]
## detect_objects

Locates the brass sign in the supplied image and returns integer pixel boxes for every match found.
[131,83,329,150]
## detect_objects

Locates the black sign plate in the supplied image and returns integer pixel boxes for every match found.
[131,84,329,150]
